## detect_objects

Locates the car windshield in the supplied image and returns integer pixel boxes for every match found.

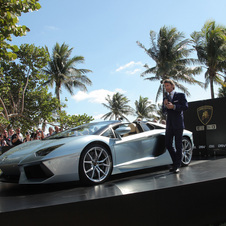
[44,121,116,140]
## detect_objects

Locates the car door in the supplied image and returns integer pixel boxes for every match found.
[113,123,165,170]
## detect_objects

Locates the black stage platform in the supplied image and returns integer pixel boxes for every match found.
[1,156,226,226]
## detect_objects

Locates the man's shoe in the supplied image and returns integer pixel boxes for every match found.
[169,167,174,172]
[173,168,180,173]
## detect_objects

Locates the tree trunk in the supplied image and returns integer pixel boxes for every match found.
[210,76,215,99]
[0,97,9,120]
[55,84,61,111]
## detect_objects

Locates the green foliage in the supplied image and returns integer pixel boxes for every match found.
[0,109,10,128]
[102,92,135,122]
[43,42,92,105]
[156,103,166,122]
[191,20,226,99]
[218,85,226,98]
[137,26,203,102]
[135,96,156,120]
[57,111,94,130]
[0,44,61,132]
[0,0,41,62]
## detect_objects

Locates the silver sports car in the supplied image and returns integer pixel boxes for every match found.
[0,121,193,185]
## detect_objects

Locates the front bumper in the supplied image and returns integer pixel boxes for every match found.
[0,153,80,184]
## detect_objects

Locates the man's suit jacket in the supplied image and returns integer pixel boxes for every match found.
[163,92,188,130]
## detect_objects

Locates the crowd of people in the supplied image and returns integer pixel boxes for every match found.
[0,126,62,147]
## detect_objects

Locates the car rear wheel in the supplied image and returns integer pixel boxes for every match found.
[181,137,193,166]
[79,144,113,185]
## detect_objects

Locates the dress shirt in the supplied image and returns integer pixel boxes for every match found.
[169,90,175,100]
[168,90,176,110]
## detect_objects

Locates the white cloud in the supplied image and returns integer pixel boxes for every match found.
[126,68,142,75]
[116,61,143,72]
[72,88,126,104]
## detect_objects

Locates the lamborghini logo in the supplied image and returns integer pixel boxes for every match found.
[197,105,213,125]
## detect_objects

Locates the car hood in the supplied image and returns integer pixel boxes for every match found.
[0,139,64,164]
[0,135,109,165]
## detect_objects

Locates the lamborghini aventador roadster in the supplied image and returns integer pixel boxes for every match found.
[0,120,193,185]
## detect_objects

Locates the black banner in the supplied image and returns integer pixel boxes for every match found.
[184,97,226,154]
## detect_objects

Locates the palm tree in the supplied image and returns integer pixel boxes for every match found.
[43,42,92,106]
[191,20,226,99]
[135,96,156,120]
[218,85,226,97]
[137,26,203,102]
[102,92,134,122]
[156,103,166,122]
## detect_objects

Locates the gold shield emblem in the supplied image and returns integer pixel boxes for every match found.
[197,105,213,125]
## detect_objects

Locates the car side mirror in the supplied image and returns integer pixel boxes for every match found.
[115,126,131,135]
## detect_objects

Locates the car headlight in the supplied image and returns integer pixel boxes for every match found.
[36,144,64,156]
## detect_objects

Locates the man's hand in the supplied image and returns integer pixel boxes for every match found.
[166,102,174,109]
[164,99,169,106]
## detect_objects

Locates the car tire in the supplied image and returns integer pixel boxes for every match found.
[79,143,113,185]
[181,137,193,166]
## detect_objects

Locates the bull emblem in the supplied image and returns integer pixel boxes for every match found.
[197,105,213,125]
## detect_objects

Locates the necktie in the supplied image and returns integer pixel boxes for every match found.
[168,93,172,102]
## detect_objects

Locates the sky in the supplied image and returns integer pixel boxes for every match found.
[12,0,226,122]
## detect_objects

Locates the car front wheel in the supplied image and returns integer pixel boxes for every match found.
[181,137,193,166]
[79,144,113,185]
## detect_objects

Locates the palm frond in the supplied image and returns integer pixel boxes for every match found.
[137,26,206,101]
[42,43,92,102]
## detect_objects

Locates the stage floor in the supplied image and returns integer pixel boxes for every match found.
[1,155,226,214]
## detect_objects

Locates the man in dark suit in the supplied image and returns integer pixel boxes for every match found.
[163,79,188,173]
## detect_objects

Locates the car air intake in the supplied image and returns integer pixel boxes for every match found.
[24,163,54,180]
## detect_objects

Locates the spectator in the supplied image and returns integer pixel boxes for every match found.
[53,126,60,135]
[161,119,166,125]
[47,127,54,136]
[3,130,12,146]
[8,128,14,139]
[0,134,7,146]
[133,118,142,122]
[35,129,44,140]
[12,128,24,146]
[33,133,38,140]
[23,132,31,142]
